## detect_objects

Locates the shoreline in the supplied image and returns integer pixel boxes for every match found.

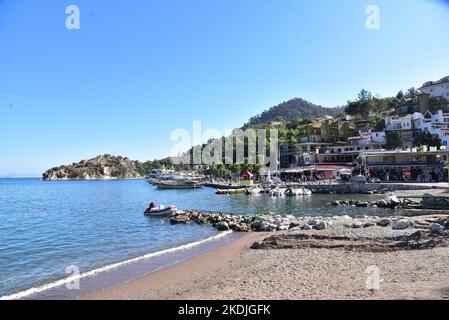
[83,232,270,300]
[84,214,449,300]
[1,230,241,300]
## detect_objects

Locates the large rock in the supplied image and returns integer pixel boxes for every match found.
[430,223,445,236]
[216,221,230,231]
[393,219,410,230]
[170,215,190,224]
[376,218,392,227]
[302,223,313,230]
[315,221,329,230]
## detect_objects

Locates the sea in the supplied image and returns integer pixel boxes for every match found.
[0,178,388,299]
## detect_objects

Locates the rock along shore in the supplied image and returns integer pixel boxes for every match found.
[170,209,449,234]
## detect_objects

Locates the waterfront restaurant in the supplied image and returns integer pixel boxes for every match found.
[280,164,353,182]
[360,148,449,182]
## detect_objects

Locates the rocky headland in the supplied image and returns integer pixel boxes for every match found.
[42,155,146,180]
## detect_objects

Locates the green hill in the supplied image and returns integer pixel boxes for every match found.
[244,98,342,127]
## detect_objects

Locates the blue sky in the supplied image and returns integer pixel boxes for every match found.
[1,0,449,176]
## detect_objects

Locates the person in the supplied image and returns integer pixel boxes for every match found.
[149,202,157,210]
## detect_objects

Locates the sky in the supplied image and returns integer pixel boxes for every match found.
[1,0,449,177]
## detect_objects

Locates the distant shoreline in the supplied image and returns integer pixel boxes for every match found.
[42,177,146,181]
[0,177,147,181]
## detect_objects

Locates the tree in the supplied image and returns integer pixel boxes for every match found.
[415,132,442,147]
[385,132,404,150]
[344,89,375,118]
[406,87,418,99]
[396,90,405,101]
[370,117,386,130]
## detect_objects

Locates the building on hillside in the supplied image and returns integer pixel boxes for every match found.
[296,117,340,144]
[371,131,386,143]
[360,149,449,182]
[412,110,449,146]
[384,114,417,147]
[419,76,449,100]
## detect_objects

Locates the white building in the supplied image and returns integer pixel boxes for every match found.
[385,114,413,131]
[419,76,449,99]
[371,131,386,143]
[413,110,449,147]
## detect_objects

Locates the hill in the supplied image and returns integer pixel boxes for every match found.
[42,155,146,180]
[244,98,342,127]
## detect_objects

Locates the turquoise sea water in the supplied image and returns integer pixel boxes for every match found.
[0,178,387,297]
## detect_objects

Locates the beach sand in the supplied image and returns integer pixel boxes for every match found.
[84,220,449,300]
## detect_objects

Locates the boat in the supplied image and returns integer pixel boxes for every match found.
[246,187,263,195]
[155,180,204,189]
[144,205,177,216]
[286,188,312,196]
[216,188,246,195]
[269,188,286,197]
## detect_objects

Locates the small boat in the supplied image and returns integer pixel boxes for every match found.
[144,205,177,216]
[286,188,312,196]
[156,180,204,189]
[269,188,286,197]
[216,188,246,195]
[246,187,263,195]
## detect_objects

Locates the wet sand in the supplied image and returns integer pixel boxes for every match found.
[84,216,449,300]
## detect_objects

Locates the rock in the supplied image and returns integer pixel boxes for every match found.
[377,218,392,227]
[363,223,376,228]
[289,222,301,229]
[430,223,445,236]
[376,200,388,208]
[393,219,410,230]
[302,223,313,230]
[288,226,302,232]
[308,219,320,226]
[356,202,369,208]
[351,222,363,229]
[198,217,209,225]
[330,201,340,206]
[232,223,250,232]
[216,221,230,231]
[315,221,329,230]
[170,215,190,224]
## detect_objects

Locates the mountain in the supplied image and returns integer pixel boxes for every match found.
[42,155,146,180]
[244,98,342,127]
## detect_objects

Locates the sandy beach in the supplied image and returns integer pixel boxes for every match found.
[84,213,449,300]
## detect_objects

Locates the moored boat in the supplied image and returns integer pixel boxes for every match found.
[216,188,246,195]
[269,188,286,197]
[246,187,263,195]
[285,188,313,196]
[156,180,204,189]
[144,205,177,216]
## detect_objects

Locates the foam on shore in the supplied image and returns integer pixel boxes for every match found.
[0,230,233,300]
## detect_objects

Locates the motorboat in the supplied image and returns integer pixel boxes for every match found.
[269,188,286,197]
[144,205,177,216]
[216,188,246,195]
[246,187,263,195]
[156,180,204,189]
